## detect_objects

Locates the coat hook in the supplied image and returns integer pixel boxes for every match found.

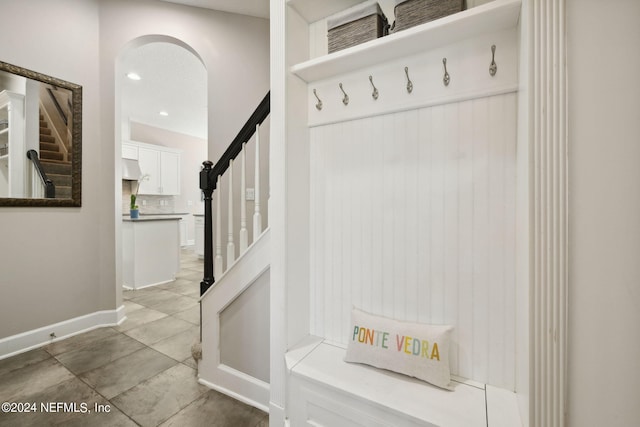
[405,67,413,93]
[489,45,497,76]
[369,75,379,100]
[313,89,323,110]
[442,58,450,86]
[339,83,349,105]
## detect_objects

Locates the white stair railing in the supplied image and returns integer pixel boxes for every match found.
[253,124,262,241]
[226,159,236,267]
[198,92,270,411]
[239,143,249,253]
[214,175,223,278]
[209,123,267,278]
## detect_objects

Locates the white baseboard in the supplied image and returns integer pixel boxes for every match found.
[270,403,286,427]
[199,375,270,413]
[0,305,126,360]
[123,278,174,290]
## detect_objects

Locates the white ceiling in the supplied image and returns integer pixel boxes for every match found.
[121,42,208,139]
[121,1,269,140]
[160,0,269,19]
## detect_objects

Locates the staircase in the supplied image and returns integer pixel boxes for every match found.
[38,112,71,199]
[198,92,271,411]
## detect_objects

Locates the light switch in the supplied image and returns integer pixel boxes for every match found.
[246,188,255,201]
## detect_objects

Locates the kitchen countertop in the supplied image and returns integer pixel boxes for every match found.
[123,212,189,216]
[123,216,183,222]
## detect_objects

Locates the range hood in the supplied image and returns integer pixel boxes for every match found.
[122,158,142,181]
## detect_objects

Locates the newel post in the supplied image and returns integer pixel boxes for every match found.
[200,160,216,296]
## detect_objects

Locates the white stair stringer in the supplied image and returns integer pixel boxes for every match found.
[198,227,270,412]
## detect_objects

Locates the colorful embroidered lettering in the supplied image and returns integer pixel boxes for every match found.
[404,336,412,354]
[381,332,389,349]
[365,328,374,345]
[352,327,440,360]
[395,334,441,361]
[352,326,390,348]
[430,343,440,361]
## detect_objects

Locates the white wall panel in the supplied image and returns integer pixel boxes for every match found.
[309,92,517,388]
[306,28,519,128]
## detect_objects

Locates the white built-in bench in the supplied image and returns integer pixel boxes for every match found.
[286,337,522,427]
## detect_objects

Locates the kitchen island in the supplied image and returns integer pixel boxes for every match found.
[122,216,181,289]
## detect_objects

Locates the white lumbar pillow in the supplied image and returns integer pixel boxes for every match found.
[344,308,454,390]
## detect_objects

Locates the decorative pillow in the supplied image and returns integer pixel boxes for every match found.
[344,308,454,390]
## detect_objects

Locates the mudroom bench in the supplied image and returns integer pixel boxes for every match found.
[285,337,521,427]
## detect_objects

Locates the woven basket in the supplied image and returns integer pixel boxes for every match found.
[392,0,465,33]
[328,2,389,54]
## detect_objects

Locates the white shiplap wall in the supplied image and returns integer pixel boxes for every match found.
[309,92,517,389]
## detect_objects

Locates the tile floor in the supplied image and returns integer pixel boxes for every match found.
[0,248,268,427]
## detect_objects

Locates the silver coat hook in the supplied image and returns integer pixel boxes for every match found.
[339,83,349,105]
[442,58,450,86]
[313,89,323,110]
[369,75,379,100]
[405,67,413,93]
[489,45,497,76]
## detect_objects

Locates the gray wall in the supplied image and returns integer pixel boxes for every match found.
[99,0,271,291]
[220,269,270,383]
[0,0,270,344]
[567,0,640,425]
[0,0,106,338]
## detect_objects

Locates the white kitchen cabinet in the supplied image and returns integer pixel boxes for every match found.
[122,141,138,160]
[159,150,180,195]
[130,141,181,195]
[122,217,181,289]
[194,214,204,258]
[137,145,161,194]
[179,214,188,247]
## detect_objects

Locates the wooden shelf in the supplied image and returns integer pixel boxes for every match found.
[291,0,521,83]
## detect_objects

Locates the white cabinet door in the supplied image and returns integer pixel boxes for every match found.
[160,151,180,195]
[194,216,204,258]
[137,146,161,195]
[179,216,188,247]
[128,141,181,196]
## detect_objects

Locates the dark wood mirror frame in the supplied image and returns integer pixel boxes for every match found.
[0,60,81,207]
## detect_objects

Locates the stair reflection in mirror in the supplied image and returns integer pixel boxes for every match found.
[39,110,71,199]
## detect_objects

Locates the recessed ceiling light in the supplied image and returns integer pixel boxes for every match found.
[159,111,169,116]
[126,72,141,81]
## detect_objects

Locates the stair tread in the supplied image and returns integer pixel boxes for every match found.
[40,143,59,151]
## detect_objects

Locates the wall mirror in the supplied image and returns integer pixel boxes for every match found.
[0,60,81,207]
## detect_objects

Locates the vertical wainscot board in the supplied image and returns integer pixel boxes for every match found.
[309,92,517,389]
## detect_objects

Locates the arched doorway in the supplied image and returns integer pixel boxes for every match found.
[115,36,207,290]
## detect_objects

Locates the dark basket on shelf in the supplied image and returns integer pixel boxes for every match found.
[328,2,389,54]
[392,0,466,33]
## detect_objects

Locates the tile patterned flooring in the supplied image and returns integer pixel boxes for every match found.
[0,248,268,427]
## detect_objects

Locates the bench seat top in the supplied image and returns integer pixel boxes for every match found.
[288,339,487,427]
